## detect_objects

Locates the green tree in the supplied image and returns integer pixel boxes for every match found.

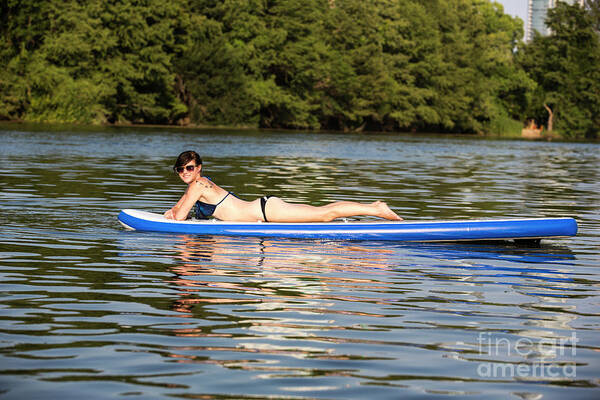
[0,0,548,135]
[318,0,439,132]
[426,0,531,133]
[1,0,192,124]
[0,0,53,119]
[177,0,532,132]
[518,0,600,139]
[177,0,329,129]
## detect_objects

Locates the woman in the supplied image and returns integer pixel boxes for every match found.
[164,150,402,222]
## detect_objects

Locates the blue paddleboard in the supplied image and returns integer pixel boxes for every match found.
[118,209,577,242]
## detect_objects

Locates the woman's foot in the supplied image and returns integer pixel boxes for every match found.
[374,201,403,221]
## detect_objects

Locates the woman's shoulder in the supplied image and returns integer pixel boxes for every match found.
[190,176,216,191]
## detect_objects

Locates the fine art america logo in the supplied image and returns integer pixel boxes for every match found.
[477,332,578,379]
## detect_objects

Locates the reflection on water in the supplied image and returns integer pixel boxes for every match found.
[0,125,599,399]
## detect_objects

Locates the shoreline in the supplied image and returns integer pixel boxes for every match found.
[1,120,596,142]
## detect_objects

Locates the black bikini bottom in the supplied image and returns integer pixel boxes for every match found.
[260,196,272,222]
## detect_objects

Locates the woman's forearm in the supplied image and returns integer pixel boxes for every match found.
[167,180,203,221]
[165,191,188,220]
[172,206,189,221]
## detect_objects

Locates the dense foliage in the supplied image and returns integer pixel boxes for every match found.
[0,0,598,137]
[517,0,600,139]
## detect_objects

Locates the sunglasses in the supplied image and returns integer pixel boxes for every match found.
[174,165,196,173]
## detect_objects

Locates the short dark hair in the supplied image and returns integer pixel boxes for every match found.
[173,150,202,171]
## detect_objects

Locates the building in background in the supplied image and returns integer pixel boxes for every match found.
[526,0,585,41]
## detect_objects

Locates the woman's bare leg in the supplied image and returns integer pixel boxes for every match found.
[264,197,402,222]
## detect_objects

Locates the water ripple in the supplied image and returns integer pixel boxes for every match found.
[1,126,599,398]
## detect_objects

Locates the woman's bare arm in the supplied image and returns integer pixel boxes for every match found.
[165,179,212,220]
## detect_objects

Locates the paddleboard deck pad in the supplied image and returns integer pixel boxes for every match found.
[118,209,577,242]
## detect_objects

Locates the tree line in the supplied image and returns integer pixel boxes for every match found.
[1,0,598,138]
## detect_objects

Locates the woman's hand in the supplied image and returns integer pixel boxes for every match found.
[164,209,175,219]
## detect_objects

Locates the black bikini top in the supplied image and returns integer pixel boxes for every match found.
[195,192,232,219]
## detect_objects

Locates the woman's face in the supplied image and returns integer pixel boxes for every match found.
[177,160,201,184]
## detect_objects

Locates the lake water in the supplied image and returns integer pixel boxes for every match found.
[1,124,599,399]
